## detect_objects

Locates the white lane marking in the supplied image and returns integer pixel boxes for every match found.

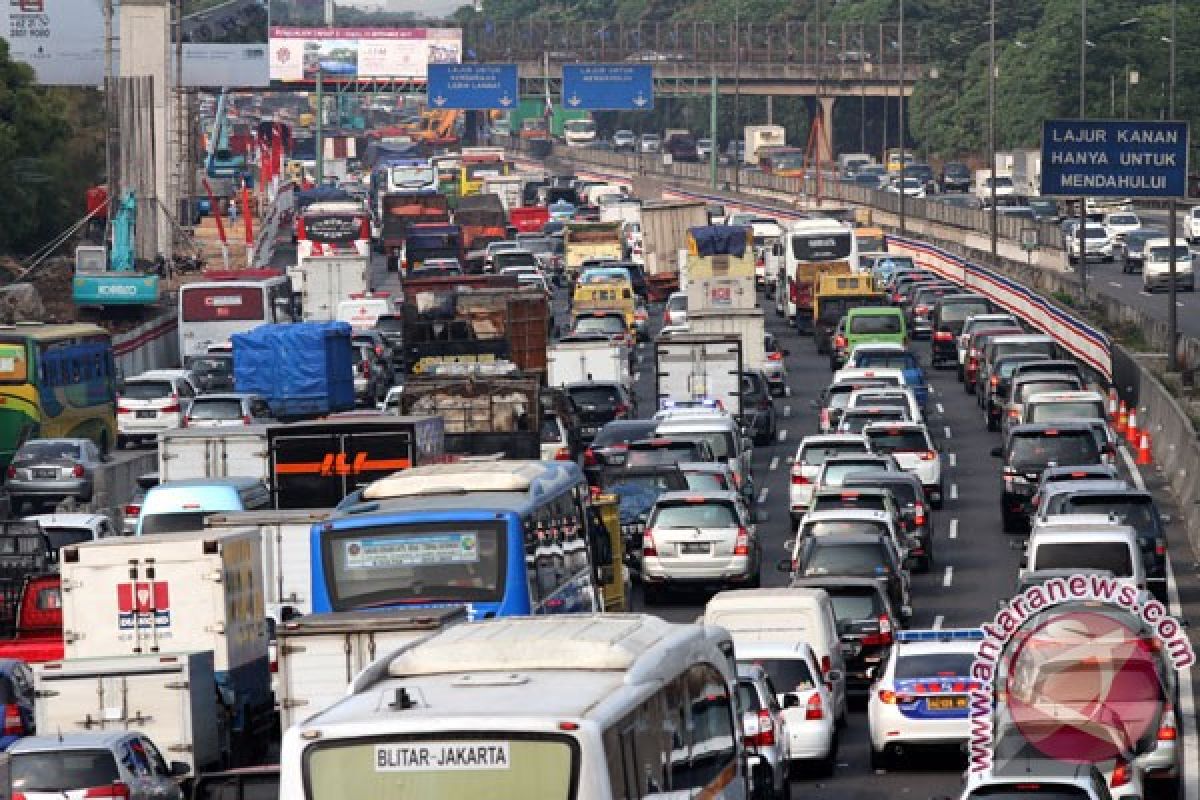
[943,566,954,587]
[778,429,788,442]
[949,452,957,467]
[949,519,959,540]
[785,386,792,398]
[932,615,945,630]
[1118,445,1146,491]
[950,484,959,500]
[944,425,953,439]
[769,456,779,472]
[784,405,792,418]
[936,402,945,414]
[757,487,769,504]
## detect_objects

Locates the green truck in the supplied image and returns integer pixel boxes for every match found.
[507,99,590,139]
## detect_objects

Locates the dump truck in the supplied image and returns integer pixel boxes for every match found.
[380,191,449,272]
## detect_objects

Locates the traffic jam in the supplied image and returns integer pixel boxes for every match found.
[0,132,1193,800]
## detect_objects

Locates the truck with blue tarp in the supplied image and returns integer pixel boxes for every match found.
[232,322,355,420]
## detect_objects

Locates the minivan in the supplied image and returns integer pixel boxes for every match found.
[992,422,1104,532]
[704,587,847,724]
[844,308,908,352]
[136,477,272,536]
[1020,517,1144,591]
[1020,390,1107,427]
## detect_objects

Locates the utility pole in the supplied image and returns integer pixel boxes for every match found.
[989,0,997,257]
[1077,0,1088,298]
[733,8,741,193]
[898,1,906,235]
[103,0,116,247]
[710,73,718,189]
[315,69,324,183]
[1167,0,1178,371]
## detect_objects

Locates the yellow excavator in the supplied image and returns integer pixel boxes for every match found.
[411,109,461,146]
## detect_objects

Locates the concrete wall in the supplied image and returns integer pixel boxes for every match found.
[80,451,158,530]
[113,311,180,381]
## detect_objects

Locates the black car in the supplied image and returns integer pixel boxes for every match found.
[563,381,636,444]
[583,419,659,484]
[665,134,700,162]
[983,352,1053,430]
[930,294,993,368]
[939,161,972,192]
[789,576,902,696]
[1047,488,1168,603]
[740,370,777,446]
[184,353,234,393]
[843,469,933,571]
[598,465,689,571]
[789,532,910,620]
[992,422,1104,533]
[904,163,937,194]
[372,314,405,367]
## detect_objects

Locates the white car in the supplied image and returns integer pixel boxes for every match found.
[888,177,926,198]
[1066,225,1115,262]
[868,628,983,770]
[789,435,871,525]
[736,640,838,777]
[1102,211,1141,240]
[612,130,636,150]
[960,764,1117,800]
[117,370,198,448]
[23,512,117,551]
[1185,205,1200,242]
[862,422,944,508]
[538,412,572,461]
[10,732,188,800]
[664,291,688,326]
[847,387,924,425]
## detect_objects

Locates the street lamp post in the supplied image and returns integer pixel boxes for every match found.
[989,0,997,258]
[1125,69,1138,119]
[898,2,906,235]
[1167,0,1178,371]
[733,9,741,193]
[1076,0,1087,298]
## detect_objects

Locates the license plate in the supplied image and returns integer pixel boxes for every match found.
[33,469,58,479]
[926,696,968,711]
[136,410,156,418]
[681,542,711,555]
[582,427,597,436]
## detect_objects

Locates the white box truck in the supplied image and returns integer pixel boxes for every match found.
[687,309,767,370]
[276,607,464,730]
[743,125,786,165]
[654,333,744,417]
[547,338,631,391]
[158,426,271,485]
[59,530,275,759]
[293,255,370,322]
[34,651,223,773]
[204,509,328,622]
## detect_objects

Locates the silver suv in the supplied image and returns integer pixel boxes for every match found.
[736,663,791,800]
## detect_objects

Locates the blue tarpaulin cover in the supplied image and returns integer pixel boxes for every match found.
[689,225,750,257]
[233,322,355,418]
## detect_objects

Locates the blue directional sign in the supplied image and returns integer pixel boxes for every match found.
[562,64,654,111]
[426,64,518,110]
[1041,119,1189,198]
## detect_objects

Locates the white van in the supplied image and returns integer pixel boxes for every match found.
[336,293,392,331]
[1020,390,1108,427]
[1020,516,1144,591]
[703,588,847,723]
[280,615,755,800]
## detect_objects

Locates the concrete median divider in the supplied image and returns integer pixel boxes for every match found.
[83,450,158,531]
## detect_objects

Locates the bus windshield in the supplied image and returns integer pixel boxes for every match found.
[324,521,506,610]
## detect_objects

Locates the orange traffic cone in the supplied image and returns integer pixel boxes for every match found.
[1107,388,1119,422]
[1116,401,1128,435]
[1126,408,1140,445]
[1136,431,1153,466]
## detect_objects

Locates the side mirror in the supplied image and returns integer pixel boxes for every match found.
[776,558,794,573]
[780,693,801,709]
[169,761,191,778]
[990,446,1003,458]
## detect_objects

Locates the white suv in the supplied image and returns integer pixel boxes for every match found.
[117,370,197,448]
[789,435,871,525]
[862,422,944,508]
[1186,205,1200,243]
[1142,236,1195,293]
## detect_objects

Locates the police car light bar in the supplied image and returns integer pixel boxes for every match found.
[896,629,984,643]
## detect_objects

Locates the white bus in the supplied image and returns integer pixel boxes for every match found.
[280,614,755,800]
[178,271,296,358]
[563,118,598,147]
[780,217,859,330]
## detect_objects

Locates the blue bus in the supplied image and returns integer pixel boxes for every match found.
[310,460,605,620]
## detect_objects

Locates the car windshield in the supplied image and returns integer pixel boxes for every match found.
[1034,542,1133,575]
[825,589,885,625]
[42,526,95,551]
[17,441,81,461]
[1009,432,1100,472]
[895,653,975,680]
[849,314,902,334]
[822,462,885,486]
[802,519,888,537]
[969,788,1093,800]
[1108,215,1138,226]
[1029,401,1104,422]
[1149,245,1190,261]
[804,541,889,576]
[1016,381,1080,403]
[855,354,915,370]
[849,477,918,506]
[668,431,733,461]
[12,750,121,792]
[684,471,728,491]
[651,502,738,529]
[866,429,929,453]
[573,316,626,335]
[941,302,991,323]
[523,239,555,254]
[122,380,173,400]
[801,442,869,465]
[189,399,244,419]
[593,424,654,447]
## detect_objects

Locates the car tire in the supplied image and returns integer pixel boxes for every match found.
[869,745,890,772]
[641,584,663,607]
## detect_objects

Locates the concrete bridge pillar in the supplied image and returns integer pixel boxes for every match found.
[804,95,836,167]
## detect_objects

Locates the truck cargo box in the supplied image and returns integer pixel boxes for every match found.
[233,322,355,419]
[655,333,745,417]
[400,374,541,459]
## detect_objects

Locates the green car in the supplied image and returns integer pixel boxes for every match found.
[844,307,908,352]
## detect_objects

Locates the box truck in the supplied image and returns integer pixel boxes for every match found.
[654,333,744,417]
[547,337,632,391]
[289,255,370,322]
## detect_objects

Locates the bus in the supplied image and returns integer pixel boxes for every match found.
[563,118,598,147]
[459,147,511,197]
[310,460,609,619]
[758,146,807,178]
[384,158,437,194]
[296,202,371,261]
[178,271,296,359]
[781,218,859,331]
[280,615,753,800]
[0,323,117,465]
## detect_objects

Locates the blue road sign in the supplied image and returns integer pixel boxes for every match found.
[1041,119,1189,198]
[427,64,518,110]
[562,64,653,111]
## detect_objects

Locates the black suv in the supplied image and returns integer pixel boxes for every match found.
[741,370,778,446]
[372,314,405,369]
[992,422,1104,532]
[563,381,636,444]
[789,532,911,620]
[625,437,715,467]
[843,469,933,571]
[940,161,972,192]
[930,294,993,368]
[790,576,902,695]
[583,419,659,484]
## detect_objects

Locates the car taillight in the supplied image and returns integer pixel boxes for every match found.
[820,408,830,429]
[767,351,782,361]
[1158,721,1178,741]
[124,503,141,517]
[919,450,937,461]
[915,305,929,315]
[878,689,898,704]
[116,403,131,414]
[914,506,926,527]
[834,335,847,349]
[1110,761,1131,789]
[990,375,1000,388]
[791,471,811,485]
[805,693,825,720]
[72,464,85,478]
[375,345,384,356]
[161,402,181,414]
[862,614,895,647]
[1008,408,1020,419]
[643,528,657,557]
[5,466,14,480]
[734,526,750,556]
[554,447,571,460]
[1156,541,1166,556]
[2,703,21,735]
[754,709,776,746]
[934,331,954,341]
[360,362,370,377]
[84,784,130,800]
[583,448,597,466]
[757,398,770,411]
[789,280,798,303]
[821,655,831,675]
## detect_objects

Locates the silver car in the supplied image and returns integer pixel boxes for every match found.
[641,489,760,603]
[11,732,189,800]
[6,438,104,513]
[736,663,790,799]
[183,393,274,428]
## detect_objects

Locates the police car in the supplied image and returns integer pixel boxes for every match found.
[867,628,982,771]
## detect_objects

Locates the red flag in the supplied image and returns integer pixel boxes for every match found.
[242,186,253,245]
[271,123,284,184]
[203,178,227,245]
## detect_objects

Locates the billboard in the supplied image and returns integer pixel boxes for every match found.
[1041,119,1190,198]
[269,27,461,83]
[1,0,269,87]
